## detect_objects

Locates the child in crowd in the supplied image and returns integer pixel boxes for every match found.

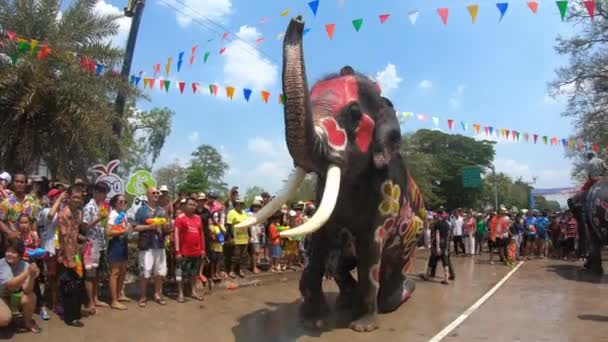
[208,211,226,281]
[18,214,47,320]
[268,215,282,273]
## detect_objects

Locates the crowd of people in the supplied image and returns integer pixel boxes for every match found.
[421,206,580,285]
[0,171,315,334]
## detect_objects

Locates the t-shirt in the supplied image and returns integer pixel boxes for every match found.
[174,214,205,257]
[491,216,511,240]
[83,199,107,251]
[0,194,40,231]
[450,216,463,236]
[209,224,225,252]
[0,258,28,297]
[227,209,249,245]
[135,205,167,251]
[37,208,58,255]
[268,223,281,246]
[525,216,537,236]
[247,212,264,244]
[476,220,487,235]
[565,218,578,239]
[536,217,549,234]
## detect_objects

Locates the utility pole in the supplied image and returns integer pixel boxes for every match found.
[490,164,498,210]
[111,0,146,160]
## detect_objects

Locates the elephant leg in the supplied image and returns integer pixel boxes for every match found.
[334,254,357,309]
[349,232,381,332]
[299,229,330,326]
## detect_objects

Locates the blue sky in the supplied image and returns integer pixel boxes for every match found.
[94,0,580,194]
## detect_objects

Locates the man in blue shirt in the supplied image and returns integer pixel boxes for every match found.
[535,211,550,258]
[524,212,537,260]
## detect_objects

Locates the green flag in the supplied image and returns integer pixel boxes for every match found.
[209,84,213,94]
[556,1,568,21]
[17,40,30,54]
[203,51,210,63]
[352,18,363,32]
[164,80,171,92]
[9,54,18,64]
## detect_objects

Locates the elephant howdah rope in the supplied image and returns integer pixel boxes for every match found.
[238,16,426,332]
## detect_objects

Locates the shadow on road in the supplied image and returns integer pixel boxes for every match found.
[231,293,356,342]
[544,264,608,284]
[578,314,608,322]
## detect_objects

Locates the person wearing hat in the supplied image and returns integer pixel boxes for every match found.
[0,172,12,201]
[82,182,110,312]
[224,186,239,213]
[158,185,173,220]
[225,197,248,278]
[489,207,512,265]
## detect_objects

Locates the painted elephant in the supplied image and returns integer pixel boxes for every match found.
[568,178,608,274]
[237,16,425,332]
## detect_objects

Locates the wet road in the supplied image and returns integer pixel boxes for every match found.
[6,251,608,341]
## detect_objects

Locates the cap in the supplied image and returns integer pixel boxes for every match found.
[159,185,169,192]
[31,175,43,182]
[73,178,86,186]
[47,189,63,200]
[254,195,263,203]
[53,179,70,188]
[234,197,244,203]
[252,199,263,206]
[208,191,218,198]
[197,192,207,200]
[289,210,297,217]
[0,172,11,183]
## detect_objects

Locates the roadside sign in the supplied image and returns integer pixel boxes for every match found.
[462,166,482,188]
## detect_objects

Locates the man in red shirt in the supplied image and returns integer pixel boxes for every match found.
[174,198,205,302]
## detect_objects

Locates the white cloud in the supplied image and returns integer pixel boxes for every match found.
[419,80,432,89]
[92,0,131,48]
[188,131,199,143]
[374,63,402,96]
[159,0,232,27]
[449,84,466,110]
[248,137,277,155]
[222,25,278,91]
[494,158,573,188]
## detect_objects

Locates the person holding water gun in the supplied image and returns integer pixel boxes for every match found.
[133,186,170,307]
[208,210,227,281]
[268,214,283,273]
[56,187,86,327]
[106,194,130,310]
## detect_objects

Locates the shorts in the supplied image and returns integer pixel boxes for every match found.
[537,231,548,240]
[210,250,224,263]
[108,238,128,264]
[250,243,261,253]
[44,253,58,277]
[138,248,167,278]
[85,251,107,278]
[270,245,282,258]
[524,235,536,244]
[179,257,202,278]
[490,238,504,249]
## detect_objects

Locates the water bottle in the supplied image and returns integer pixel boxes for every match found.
[175,266,182,282]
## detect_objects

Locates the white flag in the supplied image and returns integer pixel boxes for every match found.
[408,10,419,25]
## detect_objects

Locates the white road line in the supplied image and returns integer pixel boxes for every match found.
[428,261,525,342]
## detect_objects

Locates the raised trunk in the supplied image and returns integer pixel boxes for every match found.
[282,16,317,172]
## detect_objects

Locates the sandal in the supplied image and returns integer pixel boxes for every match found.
[238,271,245,278]
[441,280,449,285]
[154,297,167,306]
[20,321,42,334]
[138,299,147,308]
[190,294,204,301]
[177,296,186,303]
[111,303,128,310]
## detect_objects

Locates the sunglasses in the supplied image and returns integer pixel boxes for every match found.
[151,192,160,195]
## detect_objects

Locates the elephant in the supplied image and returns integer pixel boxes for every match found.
[237,16,426,332]
[568,178,608,274]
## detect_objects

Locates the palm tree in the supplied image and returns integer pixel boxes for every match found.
[0,0,141,179]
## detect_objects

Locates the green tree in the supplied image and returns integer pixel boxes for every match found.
[154,159,186,195]
[177,164,207,194]
[0,0,142,178]
[189,144,229,193]
[550,4,608,172]
[244,185,266,207]
[401,129,495,209]
[290,174,318,203]
[535,196,562,212]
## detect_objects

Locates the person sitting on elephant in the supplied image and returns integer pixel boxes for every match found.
[582,152,606,191]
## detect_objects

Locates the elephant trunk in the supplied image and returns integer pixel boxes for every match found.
[282,16,316,172]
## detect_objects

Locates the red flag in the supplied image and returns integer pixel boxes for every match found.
[189,56,195,65]
[220,47,226,55]
[325,24,336,40]
[261,90,270,103]
[527,1,539,14]
[191,45,198,55]
[447,119,454,130]
[437,8,449,26]
[533,134,539,144]
[256,37,264,44]
[524,133,530,142]
[154,63,160,77]
[584,0,596,20]
[159,79,165,91]
[37,45,51,60]
[149,78,155,88]
[592,144,600,153]
[379,14,390,24]
[505,130,510,139]
[192,82,198,94]
[222,32,229,40]
[178,81,185,94]
[6,31,15,41]
[484,126,489,136]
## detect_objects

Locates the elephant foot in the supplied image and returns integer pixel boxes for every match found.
[349,314,378,332]
[336,290,356,310]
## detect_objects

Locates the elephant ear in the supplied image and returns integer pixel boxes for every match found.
[372,98,402,169]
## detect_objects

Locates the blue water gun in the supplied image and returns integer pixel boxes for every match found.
[115,212,126,225]
[24,247,45,260]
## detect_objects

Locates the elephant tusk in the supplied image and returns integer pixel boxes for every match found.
[280,165,341,237]
[235,167,306,229]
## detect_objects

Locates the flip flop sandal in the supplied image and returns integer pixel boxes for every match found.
[441,280,449,285]
[138,299,147,308]
[154,297,167,306]
[238,271,246,278]
[111,304,128,310]
[177,297,186,303]
[191,294,204,301]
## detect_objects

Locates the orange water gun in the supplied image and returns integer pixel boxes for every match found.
[146,217,167,225]
[74,254,84,278]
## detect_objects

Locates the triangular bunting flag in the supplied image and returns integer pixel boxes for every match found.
[189,56,195,65]
[37,45,51,60]
[467,5,479,24]
[473,124,481,135]
[524,133,530,142]
[177,60,183,72]
[280,9,290,16]
[556,1,568,21]
[220,47,226,55]
[408,11,419,25]
[496,3,509,21]
[437,8,449,26]
[379,14,390,24]
[164,80,171,92]
[325,24,336,39]
[352,18,363,32]
[261,90,270,103]
[204,52,210,63]
[533,134,539,144]
[432,117,439,127]
[277,32,285,40]
[484,126,489,136]
[17,40,30,54]
[159,79,165,90]
[143,78,150,89]
[210,84,218,96]
[226,86,235,99]
[30,39,38,54]
[542,136,548,145]
[308,1,320,16]
[6,31,15,41]
[191,45,198,55]
[130,75,136,85]
[178,51,184,61]
[402,112,412,120]
[165,57,172,76]
[583,0,595,20]
[178,81,185,94]
[221,32,229,41]
[505,129,511,139]
[489,126,494,135]
[447,119,454,130]
[527,1,539,14]
[562,139,567,148]
[243,88,252,101]
[592,143,600,153]
[417,114,427,121]
[256,37,264,44]
[9,54,17,65]
[461,122,468,131]
[149,78,155,89]
[192,82,198,94]
[280,94,286,105]
[96,63,104,75]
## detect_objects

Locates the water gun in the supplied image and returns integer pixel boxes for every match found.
[111,212,127,234]
[212,225,225,244]
[146,217,167,225]
[100,205,109,228]
[277,225,290,232]
[74,254,84,278]
[24,247,45,260]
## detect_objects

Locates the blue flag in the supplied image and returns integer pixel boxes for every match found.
[243,88,252,101]
[496,3,509,21]
[308,1,320,16]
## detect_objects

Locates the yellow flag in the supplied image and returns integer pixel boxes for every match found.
[143,78,150,89]
[467,4,479,24]
[30,39,38,54]
[280,9,290,16]
[226,86,235,99]
[165,57,172,76]
[277,32,285,40]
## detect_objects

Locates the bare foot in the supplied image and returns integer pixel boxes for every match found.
[349,314,378,332]
[95,300,109,307]
[110,302,127,310]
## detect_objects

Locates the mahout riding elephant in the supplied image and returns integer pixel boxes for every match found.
[568,179,608,274]
[237,16,425,332]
